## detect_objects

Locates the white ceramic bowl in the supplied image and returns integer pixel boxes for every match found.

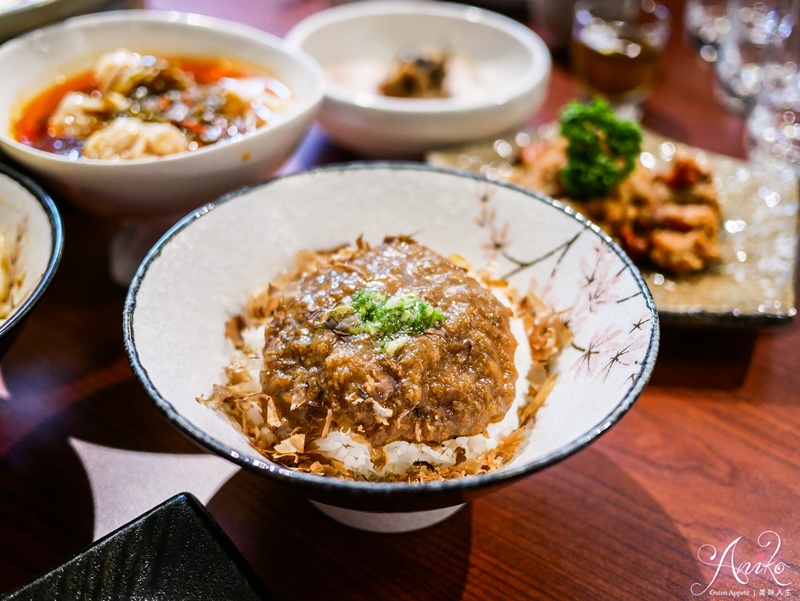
[285,1,551,158]
[124,164,659,532]
[0,10,325,221]
[0,0,140,43]
[0,162,63,361]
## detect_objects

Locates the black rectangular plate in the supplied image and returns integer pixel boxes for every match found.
[1,492,273,601]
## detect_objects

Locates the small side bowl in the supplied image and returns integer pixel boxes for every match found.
[0,162,64,361]
[285,1,551,158]
[0,10,325,221]
[124,164,659,530]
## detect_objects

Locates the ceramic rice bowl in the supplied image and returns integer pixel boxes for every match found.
[124,164,659,531]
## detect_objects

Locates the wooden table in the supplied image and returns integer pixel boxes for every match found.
[1,0,798,599]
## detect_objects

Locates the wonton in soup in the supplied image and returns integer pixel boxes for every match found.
[13,49,293,160]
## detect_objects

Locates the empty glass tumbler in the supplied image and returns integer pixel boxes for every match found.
[714,0,797,113]
[684,0,730,62]
[744,2,800,173]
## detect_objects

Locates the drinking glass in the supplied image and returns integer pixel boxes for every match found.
[684,0,731,62]
[714,0,796,113]
[745,1,800,173]
[570,0,671,120]
[529,0,579,51]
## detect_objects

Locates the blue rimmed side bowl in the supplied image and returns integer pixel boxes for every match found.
[0,162,64,361]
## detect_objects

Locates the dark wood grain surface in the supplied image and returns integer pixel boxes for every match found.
[1,0,798,599]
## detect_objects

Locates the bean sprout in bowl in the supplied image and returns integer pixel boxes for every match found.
[0,10,324,220]
[124,164,658,531]
[0,163,63,361]
[285,1,551,158]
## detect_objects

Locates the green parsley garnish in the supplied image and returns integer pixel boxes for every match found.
[558,98,643,200]
[326,289,446,355]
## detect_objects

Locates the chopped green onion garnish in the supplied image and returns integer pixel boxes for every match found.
[326,289,446,355]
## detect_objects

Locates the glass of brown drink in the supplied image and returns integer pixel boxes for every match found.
[570,0,671,119]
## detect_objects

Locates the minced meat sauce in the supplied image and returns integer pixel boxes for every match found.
[259,238,518,447]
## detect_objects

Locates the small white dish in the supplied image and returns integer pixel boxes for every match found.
[124,163,659,531]
[285,1,551,158]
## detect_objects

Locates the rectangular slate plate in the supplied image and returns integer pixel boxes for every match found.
[428,128,799,327]
[1,493,273,601]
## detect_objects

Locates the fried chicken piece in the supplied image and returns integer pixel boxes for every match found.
[649,229,721,273]
[510,139,722,274]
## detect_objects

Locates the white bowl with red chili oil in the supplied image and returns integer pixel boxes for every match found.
[0,10,324,220]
